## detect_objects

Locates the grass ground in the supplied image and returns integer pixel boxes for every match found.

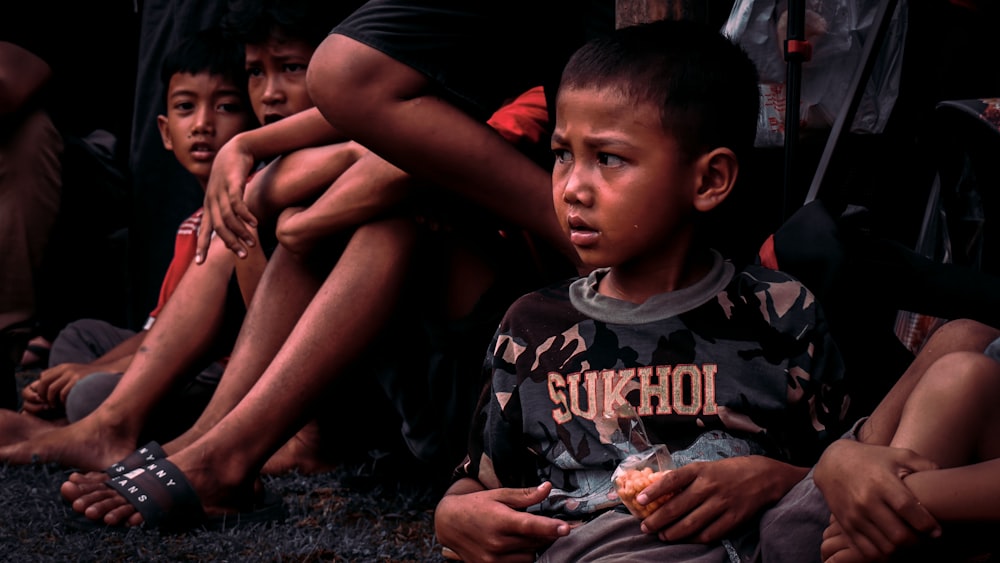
[2,369,445,562]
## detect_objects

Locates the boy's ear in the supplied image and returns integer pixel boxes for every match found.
[692,147,738,213]
[156,114,173,151]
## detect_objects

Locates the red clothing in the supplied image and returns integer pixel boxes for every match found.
[487,85,549,146]
[143,209,203,329]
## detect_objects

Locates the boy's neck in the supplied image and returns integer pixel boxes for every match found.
[599,247,716,305]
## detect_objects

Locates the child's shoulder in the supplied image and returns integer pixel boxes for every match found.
[728,261,823,326]
[732,261,814,297]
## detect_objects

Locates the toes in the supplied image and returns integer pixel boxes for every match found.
[69,483,143,527]
[125,510,144,527]
[61,479,108,503]
[67,470,108,485]
[85,494,130,524]
[104,502,141,527]
[74,487,123,515]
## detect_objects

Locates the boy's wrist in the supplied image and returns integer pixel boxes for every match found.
[757,456,810,503]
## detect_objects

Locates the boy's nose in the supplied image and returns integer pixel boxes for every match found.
[192,107,216,135]
[561,168,592,206]
[262,78,285,105]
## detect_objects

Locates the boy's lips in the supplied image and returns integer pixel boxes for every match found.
[190,142,216,161]
[263,113,285,124]
[567,215,599,246]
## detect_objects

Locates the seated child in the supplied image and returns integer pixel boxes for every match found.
[0,2,360,463]
[436,20,1000,563]
[434,18,849,562]
[17,27,256,431]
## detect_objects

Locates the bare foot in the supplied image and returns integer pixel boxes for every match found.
[0,413,136,470]
[261,422,338,475]
[62,442,174,503]
[0,409,64,447]
[61,470,115,504]
[70,447,265,528]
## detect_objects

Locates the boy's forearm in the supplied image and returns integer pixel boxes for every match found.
[245,141,363,218]
[903,460,1000,521]
[275,151,412,249]
[237,107,345,161]
[765,458,812,502]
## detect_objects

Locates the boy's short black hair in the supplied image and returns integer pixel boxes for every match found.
[221,0,363,48]
[160,27,249,100]
[559,18,760,163]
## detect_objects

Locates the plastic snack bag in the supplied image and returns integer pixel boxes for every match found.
[610,404,675,519]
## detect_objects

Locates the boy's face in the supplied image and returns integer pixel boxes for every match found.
[551,86,701,272]
[245,36,315,125]
[157,72,250,186]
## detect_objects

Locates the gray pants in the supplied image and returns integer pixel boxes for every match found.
[534,471,829,563]
[53,319,222,443]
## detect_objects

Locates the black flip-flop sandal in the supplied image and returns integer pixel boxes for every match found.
[99,458,285,533]
[104,441,167,477]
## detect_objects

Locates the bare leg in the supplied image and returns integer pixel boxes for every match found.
[0,410,65,444]
[71,218,416,525]
[858,318,1000,445]
[307,35,579,271]
[0,235,237,469]
[889,350,1000,467]
[164,243,331,452]
[261,418,335,475]
[61,237,328,500]
[818,320,1000,561]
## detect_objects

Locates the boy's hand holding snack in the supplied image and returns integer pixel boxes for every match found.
[615,466,673,518]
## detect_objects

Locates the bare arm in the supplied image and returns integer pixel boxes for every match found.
[276,149,413,254]
[197,107,346,262]
[243,140,364,222]
[902,460,1000,521]
[815,440,941,562]
[819,460,999,563]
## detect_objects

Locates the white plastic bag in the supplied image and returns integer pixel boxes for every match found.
[609,404,675,519]
[723,0,908,147]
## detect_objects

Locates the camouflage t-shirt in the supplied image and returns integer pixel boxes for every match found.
[460,251,847,519]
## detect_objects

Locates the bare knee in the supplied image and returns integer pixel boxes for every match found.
[920,350,1000,405]
[925,319,1000,354]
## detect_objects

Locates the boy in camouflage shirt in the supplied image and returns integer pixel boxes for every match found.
[434,18,850,562]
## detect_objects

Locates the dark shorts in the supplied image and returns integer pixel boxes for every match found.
[331,0,603,120]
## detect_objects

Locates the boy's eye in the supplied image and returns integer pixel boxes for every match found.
[283,63,307,73]
[597,153,623,167]
[218,102,244,113]
[174,101,195,112]
[552,148,572,164]
[246,67,263,77]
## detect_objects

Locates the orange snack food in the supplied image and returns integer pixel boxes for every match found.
[614,467,670,519]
